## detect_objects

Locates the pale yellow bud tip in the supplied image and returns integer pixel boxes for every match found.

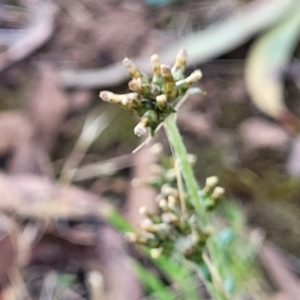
[211,186,225,199]
[151,54,160,64]
[150,247,163,259]
[134,123,147,137]
[128,78,142,92]
[139,206,148,216]
[99,91,110,102]
[160,64,171,76]
[124,232,138,242]
[131,178,141,187]
[150,143,163,156]
[191,70,202,81]
[187,154,197,164]
[140,218,153,230]
[122,57,132,68]
[177,49,187,59]
[159,199,168,209]
[156,94,167,104]
[205,176,219,188]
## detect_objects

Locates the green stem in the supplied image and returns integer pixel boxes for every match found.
[164,115,231,299]
[163,115,206,223]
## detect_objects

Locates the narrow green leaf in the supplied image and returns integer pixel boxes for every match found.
[134,261,175,300]
[245,3,300,121]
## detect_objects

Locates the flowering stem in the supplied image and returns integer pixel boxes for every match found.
[164,114,229,300]
[163,115,207,224]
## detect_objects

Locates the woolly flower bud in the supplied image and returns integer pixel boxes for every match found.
[186,70,202,83]
[129,78,151,96]
[131,178,141,187]
[122,57,142,79]
[150,164,163,174]
[166,169,176,181]
[159,199,168,211]
[171,49,187,81]
[172,49,187,71]
[99,91,110,102]
[152,223,173,240]
[139,206,148,216]
[161,65,177,99]
[150,143,164,157]
[156,94,167,110]
[161,212,179,224]
[168,194,177,206]
[206,176,219,187]
[211,186,225,200]
[134,122,147,137]
[124,232,138,243]
[139,232,160,248]
[99,91,139,110]
[160,64,172,77]
[203,176,219,194]
[150,247,163,259]
[161,184,178,197]
[151,54,161,77]
[175,70,202,94]
[187,154,197,165]
[140,218,154,231]
[128,78,142,92]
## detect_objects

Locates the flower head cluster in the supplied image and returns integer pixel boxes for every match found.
[125,144,225,261]
[99,50,202,136]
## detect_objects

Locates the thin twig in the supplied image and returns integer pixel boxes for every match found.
[59,108,117,184]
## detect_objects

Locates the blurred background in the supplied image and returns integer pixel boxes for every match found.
[0,0,300,299]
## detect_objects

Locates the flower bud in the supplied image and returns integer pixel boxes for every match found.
[186,70,202,83]
[150,247,163,259]
[156,94,167,110]
[161,212,179,224]
[139,206,162,224]
[161,64,177,100]
[99,91,140,110]
[150,143,164,158]
[167,195,179,213]
[152,223,173,239]
[134,110,158,136]
[128,78,151,97]
[139,206,149,216]
[140,218,154,231]
[128,78,141,92]
[131,178,141,187]
[187,154,197,165]
[176,70,202,94]
[165,169,176,182]
[139,232,160,248]
[150,164,164,174]
[203,176,219,194]
[161,184,179,198]
[171,49,187,81]
[124,232,138,243]
[151,54,163,86]
[211,186,225,200]
[159,199,169,212]
[134,123,147,137]
[122,57,143,79]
